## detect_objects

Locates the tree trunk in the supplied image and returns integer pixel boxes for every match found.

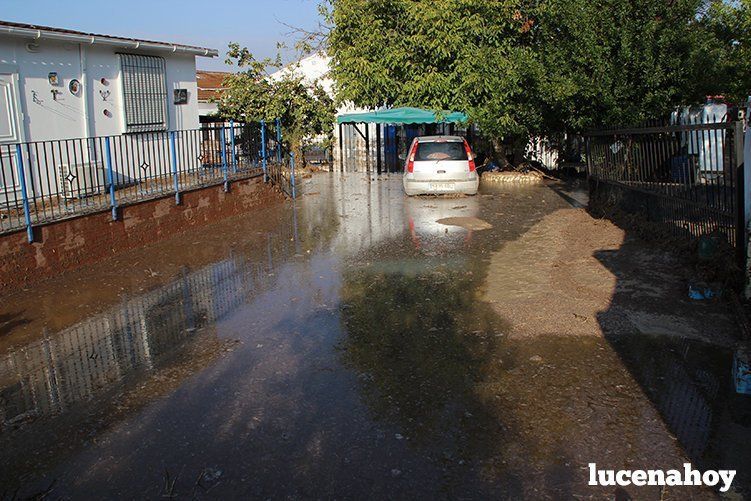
[511,135,528,166]
[292,142,306,170]
[490,135,528,169]
[490,138,512,169]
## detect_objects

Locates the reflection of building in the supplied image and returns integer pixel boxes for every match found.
[0,235,295,428]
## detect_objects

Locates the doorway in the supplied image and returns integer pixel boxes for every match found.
[0,71,25,209]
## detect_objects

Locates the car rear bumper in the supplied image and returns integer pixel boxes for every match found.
[403,175,479,196]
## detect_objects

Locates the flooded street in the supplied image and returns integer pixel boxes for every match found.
[1,173,750,499]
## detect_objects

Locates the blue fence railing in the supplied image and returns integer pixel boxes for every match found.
[0,120,296,241]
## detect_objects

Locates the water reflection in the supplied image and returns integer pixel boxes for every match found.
[1,236,297,430]
[338,259,511,455]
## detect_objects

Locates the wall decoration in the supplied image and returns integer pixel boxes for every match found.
[174,89,188,105]
[99,89,110,101]
[100,77,109,86]
[47,72,59,86]
[31,90,43,105]
[68,79,81,96]
[103,109,112,118]
[50,89,62,101]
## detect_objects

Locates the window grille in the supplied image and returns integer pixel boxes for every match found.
[119,54,168,133]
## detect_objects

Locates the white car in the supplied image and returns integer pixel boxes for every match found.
[402,135,479,196]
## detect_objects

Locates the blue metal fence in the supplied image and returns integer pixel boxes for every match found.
[0,121,296,241]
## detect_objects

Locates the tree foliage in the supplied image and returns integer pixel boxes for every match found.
[327,0,751,143]
[690,0,751,103]
[218,43,336,164]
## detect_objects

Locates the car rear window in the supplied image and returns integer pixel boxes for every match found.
[415,141,467,161]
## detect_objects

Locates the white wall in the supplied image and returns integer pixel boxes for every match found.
[269,52,333,96]
[0,36,201,142]
[198,101,218,117]
[163,53,199,131]
[0,37,87,142]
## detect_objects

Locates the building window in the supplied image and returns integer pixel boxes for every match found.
[119,54,168,133]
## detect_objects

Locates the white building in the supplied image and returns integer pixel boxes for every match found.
[0,20,218,145]
[270,52,373,169]
[269,51,334,96]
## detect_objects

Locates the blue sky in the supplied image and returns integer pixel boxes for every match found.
[2,0,324,71]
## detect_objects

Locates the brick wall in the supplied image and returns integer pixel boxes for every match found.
[0,177,283,292]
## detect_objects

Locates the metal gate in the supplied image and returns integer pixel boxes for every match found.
[585,120,746,263]
[264,119,295,198]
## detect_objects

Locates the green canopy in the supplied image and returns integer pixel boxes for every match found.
[337,106,468,124]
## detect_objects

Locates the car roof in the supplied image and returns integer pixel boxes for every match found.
[416,135,464,143]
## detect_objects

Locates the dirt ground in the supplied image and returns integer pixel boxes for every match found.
[478,205,744,499]
[483,207,738,344]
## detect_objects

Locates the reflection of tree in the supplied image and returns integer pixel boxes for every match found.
[338,265,511,454]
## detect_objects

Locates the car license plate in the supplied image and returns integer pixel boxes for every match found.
[430,182,455,191]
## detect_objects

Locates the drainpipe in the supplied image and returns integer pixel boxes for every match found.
[79,43,93,140]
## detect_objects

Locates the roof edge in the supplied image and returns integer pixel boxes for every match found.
[0,20,218,57]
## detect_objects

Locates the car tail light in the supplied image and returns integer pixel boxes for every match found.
[406,140,419,173]
[463,139,476,172]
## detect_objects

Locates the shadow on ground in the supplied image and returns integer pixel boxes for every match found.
[593,233,751,498]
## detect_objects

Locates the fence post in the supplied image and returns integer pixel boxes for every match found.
[229,119,237,174]
[585,134,598,197]
[290,152,296,199]
[220,126,229,192]
[735,120,747,268]
[261,120,267,182]
[744,101,751,298]
[169,131,181,205]
[584,136,592,179]
[14,145,33,243]
[276,118,282,164]
[104,137,118,220]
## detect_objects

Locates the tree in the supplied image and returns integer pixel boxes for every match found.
[689,0,751,103]
[218,43,336,166]
[327,0,748,164]
[328,0,540,163]
[535,0,707,130]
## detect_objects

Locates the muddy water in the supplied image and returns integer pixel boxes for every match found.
[0,173,748,499]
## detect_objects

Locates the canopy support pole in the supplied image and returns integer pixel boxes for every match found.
[376,124,382,175]
[338,122,343,172]
[365,123,370,179]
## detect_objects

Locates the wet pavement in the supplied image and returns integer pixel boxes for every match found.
[1,173,750,499]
